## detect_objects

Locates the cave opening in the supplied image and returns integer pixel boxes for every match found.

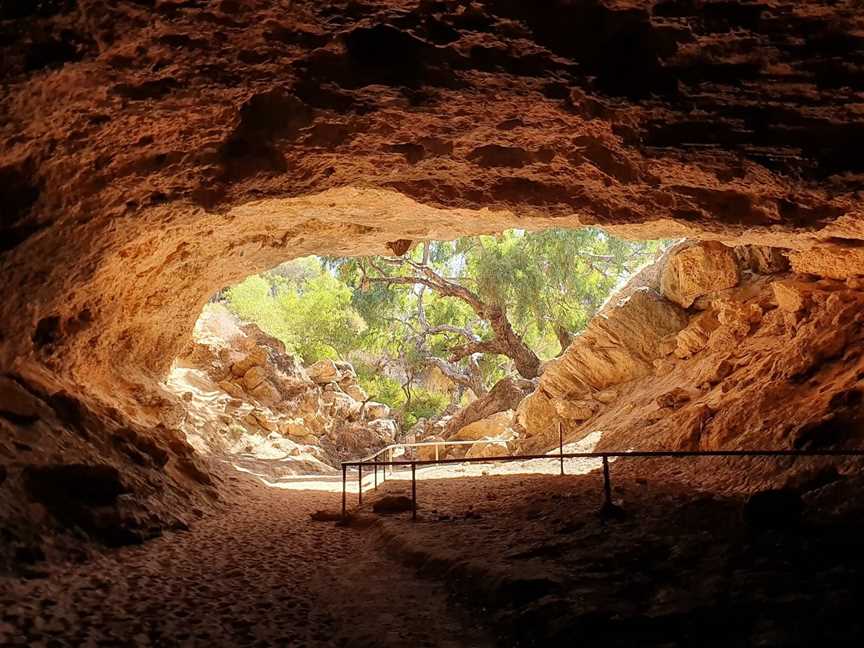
[5,0,864,643]
[163,228,667,493]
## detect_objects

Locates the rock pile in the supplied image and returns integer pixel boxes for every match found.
[509,241,864,475]
[166,305,398,470]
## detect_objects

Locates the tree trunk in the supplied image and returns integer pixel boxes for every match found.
[554,324,573,356]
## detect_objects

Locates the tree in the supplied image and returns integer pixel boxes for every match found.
[225,260,365,363]
[352,231,666,380]
[221,229,670,418]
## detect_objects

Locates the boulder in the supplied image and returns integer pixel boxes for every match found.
[307,359,340,384]
[675,311,720,359]
[734,245,790,274]
[217,380,246,400]
[417,436,445,461]
[552,398,596,421]
[593,388,618,404]
[660,241,741,308]
[367,418,397,442]
[329,392,361,419]
[450,410,515,441]
[515,389,559,450]
[364,401,390,420]
[464,438,509,459]
[772,280,811,312]
[444,376,535,437]
[788,245,864,280]
[344,383,368,402]
[540,288,689,399]
[714,299,762,338]
[334,360,356,377]
[230,347,267,377]
[242,365,268,391]
[249,380,282,406]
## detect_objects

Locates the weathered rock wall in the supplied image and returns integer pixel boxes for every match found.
[2,0,864,399]
[2,0,864,568]
[516,242,864,465]
[167,304,398,468]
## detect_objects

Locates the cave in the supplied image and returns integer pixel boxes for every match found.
[3,1,864,645]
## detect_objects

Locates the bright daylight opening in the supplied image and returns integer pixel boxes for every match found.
[164,228,669,491]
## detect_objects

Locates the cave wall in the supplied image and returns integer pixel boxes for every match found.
[2,0,864,399]
[2,0,864,567]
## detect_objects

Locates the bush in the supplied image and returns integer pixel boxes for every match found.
[354,366,449,429]
[402,389,449,430]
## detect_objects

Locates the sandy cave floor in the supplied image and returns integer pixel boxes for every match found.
[4,457,864,647]
[0,466,493,648]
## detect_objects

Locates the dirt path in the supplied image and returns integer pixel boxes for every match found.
[0,470,493,647]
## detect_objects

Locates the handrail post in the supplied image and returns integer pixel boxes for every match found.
[341,464,347,518]
[374,459,378,490]
[411,462,417,521]
[559,421,564,476]
[602,455,612,507]
[358,462,363,506]
[435,443,439,462]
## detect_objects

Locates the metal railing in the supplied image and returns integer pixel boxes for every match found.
[340,426,864,520]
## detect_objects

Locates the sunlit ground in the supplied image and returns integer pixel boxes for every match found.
[229,431,608,493]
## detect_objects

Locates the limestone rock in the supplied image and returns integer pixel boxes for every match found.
[307,360,340,384]
[445,377,535,437]
[788,246,864,280]
[344,383,368,402]
[552,398,597,422]
[656,388,694,410]
[465,439,509,459]
[593,388,618,404]
[328,392,361,420]
[515,390,558,450]
[714,299,762,338]
[675,311,720,359]
[735,245,790,274]
[334,361,356,378]
[367,418,397,442]
[217,380,245,400]
[660,242,741,308]
[540,288,689,400]
[450,410,515,441]
[772,280,811,313]
[249,380,282,406]
[242,366,268,391]
[230,347,267,377]
[364,401,390,420]
[0,376,51,420]
[417,437,445,462]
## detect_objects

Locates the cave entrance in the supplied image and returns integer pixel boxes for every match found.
[162,228,669,489]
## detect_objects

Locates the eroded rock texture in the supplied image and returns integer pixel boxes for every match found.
[3,0,864,389]
[517,242,864,475]
[2,1,864,567]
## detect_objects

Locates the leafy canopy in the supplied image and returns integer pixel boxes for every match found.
[220,228,668,417]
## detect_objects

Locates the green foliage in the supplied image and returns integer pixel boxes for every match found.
[221,229,669,399]
[225,260,365,364]
[402,389,449,430]
[354,365,449,429]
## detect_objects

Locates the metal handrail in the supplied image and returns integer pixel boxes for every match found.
[340,429,864,519]
[355,438,487,464]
